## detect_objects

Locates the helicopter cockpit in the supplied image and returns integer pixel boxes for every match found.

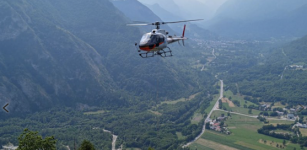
[140,33,165,46]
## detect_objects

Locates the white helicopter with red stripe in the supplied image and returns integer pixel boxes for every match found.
[127,19,203,58]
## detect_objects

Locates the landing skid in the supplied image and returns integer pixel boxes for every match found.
[139,47,173,58]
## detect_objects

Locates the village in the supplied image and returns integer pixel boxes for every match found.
[205,102,307,136]
[205,114,231,135]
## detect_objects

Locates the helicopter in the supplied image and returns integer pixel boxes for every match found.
[127,19,203,58]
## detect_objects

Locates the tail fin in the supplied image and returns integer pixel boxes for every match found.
[182,24,186,46]
[182,24,186,38]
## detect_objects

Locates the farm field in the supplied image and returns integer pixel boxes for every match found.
[221,90,263,115]
[189,142,215,150]
[204,94,220,114]
[191,112,204,124]
[196,113,302,150]
[160,92,200,105]
[83,110,105,115]
[300,128,307,136]
[176,132,186,140]
[223,90,258,107]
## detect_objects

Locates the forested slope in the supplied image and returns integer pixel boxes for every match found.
[225,35,307,105]
[0,0,200,115]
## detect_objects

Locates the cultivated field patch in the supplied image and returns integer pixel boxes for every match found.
[300,128,307,136]
[222,97,235,107]
[160,92,200,105]
[196,138,238,150]
[148,110,162,116]
[191,113,203,124]
[83,110,105,115]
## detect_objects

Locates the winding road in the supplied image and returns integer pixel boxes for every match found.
[103,129,121,150]
[216,109,258,118]
[183,80,223,148]
[201,49,216,71]
[182,77,295,148]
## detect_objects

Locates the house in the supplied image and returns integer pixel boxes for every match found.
[276,111,284,116]
[298,124,307,128]
[2,145,18,150]
[290,108,296,113]
[206,118,212,122]
[216,126,221,132]
[289,65,303,69]
[213,122,220,127]
[217,116,227,121]
[287,114,296,120]
[260,104,270,110]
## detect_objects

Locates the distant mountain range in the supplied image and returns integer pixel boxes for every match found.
[138,0,307,40]
[225,33,307,105]
[113,0,218,40]
[206,0,307,39]
[0,0,197,114]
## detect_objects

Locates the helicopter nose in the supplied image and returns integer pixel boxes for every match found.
[139,44,155,51]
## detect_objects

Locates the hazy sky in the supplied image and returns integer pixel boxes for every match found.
[137,0,227,20]
[137,0,227,12]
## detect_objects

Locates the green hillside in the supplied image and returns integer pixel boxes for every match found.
[0,0,201,114]
[225,35,307,105]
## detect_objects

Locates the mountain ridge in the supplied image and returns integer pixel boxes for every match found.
[0,0,198,115]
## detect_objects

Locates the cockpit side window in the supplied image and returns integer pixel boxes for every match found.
[140,34,150,44]
[149,35,159,43]
[160,35,165,43]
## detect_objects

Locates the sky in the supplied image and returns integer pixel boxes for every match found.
[137,0,227,12]
[137,0,227,20]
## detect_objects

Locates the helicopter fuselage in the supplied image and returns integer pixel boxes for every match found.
[127,19,203,58]
[139,30,167,52]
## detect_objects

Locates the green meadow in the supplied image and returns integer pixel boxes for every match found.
[195,113,301,150]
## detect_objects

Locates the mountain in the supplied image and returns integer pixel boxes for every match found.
[120,0,218,40]
[145,3,182,21]
[172,0,212,21]
[206,0,307,39]
[225,34,307,105]
[0,0,198,115]
[138,0,222,21]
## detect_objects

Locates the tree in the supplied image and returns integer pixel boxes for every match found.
[205,122,210,129]
[248,109,252,114]
[78,140,95,150]
[283,139,286,146]
[17,128,56,150]
[148,147,155,150]
[220,121,224,126]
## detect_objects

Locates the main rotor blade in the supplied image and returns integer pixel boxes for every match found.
[132,21,151,24]
[162,19,204,24]
[126,23,153,26]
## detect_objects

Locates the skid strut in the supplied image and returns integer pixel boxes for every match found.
[139,47,173,58]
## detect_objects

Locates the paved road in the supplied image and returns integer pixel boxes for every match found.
[103,129,121,150]
[216,109,258,118]
[280,66,287,80]
[183,80,223,148]
[212,49,216,58]
[201,49,216,71]
[112,135,118,150]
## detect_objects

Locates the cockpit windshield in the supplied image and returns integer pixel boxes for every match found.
[140,33,151,44]
[140,33,163,45]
